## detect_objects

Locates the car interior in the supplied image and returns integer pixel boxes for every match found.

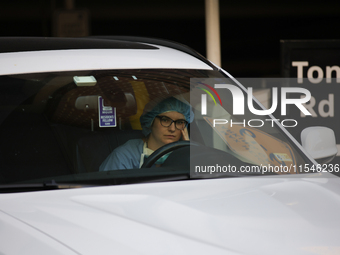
[0,68,313,185]
[0,69,212,184]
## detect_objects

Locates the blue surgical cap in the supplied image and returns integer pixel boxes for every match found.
[140,97,194,136]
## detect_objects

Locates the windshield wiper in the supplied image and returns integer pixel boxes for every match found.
[0,180,93,193]
[138,174,190,184]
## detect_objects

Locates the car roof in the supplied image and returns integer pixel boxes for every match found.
[0,37,158,53]
[0,37,215,75]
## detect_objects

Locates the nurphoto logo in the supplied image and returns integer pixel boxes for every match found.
[198,82,312,128]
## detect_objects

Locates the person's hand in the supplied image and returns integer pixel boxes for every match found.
[181,127,189,141]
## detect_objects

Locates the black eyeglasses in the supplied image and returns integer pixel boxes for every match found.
[155,116,188,130]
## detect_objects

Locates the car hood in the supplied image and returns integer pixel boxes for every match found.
[1,173,340,255]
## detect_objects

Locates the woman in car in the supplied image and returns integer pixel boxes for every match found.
[99,96,194,171]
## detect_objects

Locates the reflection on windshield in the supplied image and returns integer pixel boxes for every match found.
[0,70,313,186]
[204,117,297,170]
[189,77,312,177]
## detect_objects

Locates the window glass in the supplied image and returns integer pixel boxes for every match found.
[0,69,312,185]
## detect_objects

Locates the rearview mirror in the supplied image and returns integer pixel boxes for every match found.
[301,126,338,164]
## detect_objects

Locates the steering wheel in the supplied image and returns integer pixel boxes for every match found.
[141,141,197,168]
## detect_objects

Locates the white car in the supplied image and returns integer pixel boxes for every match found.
[0,36,339,255]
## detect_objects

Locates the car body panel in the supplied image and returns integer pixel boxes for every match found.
[1,172,340,255]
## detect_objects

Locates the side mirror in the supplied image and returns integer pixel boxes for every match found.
[301,126,338,164]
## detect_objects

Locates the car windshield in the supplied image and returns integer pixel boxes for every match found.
[0,69,313,186]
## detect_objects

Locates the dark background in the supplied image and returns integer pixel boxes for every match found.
[1,0,340,77]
